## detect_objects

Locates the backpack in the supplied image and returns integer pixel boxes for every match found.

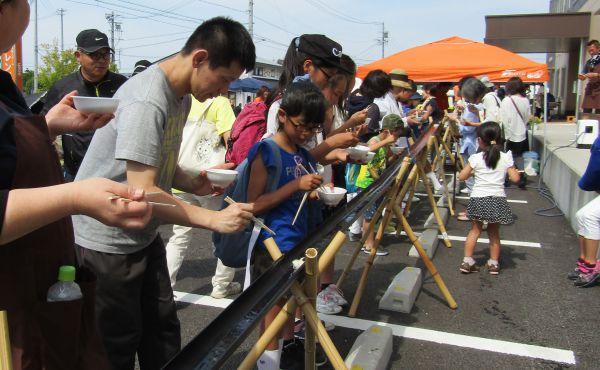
[213,139,282,268]
[225,101,267,166]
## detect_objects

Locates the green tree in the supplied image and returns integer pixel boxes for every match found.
[22,68,34,95]
[34,40,120,93]
[37,40,79,92]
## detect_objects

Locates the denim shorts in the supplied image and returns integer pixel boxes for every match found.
[357,187,382,221]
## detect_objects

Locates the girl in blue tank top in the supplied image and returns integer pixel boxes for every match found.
[247,82,327,369]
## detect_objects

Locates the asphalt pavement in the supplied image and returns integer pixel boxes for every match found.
[162,176,600,370]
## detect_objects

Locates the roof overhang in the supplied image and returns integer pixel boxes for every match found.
[485,12,591,53]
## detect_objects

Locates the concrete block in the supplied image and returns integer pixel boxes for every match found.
[345,325,393,370]
[423,208,449,229]
[408,229,439,258]
[378,267,422,314]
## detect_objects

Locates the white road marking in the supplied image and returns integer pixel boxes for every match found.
[319,314,576,365]
[174,290,233,309]
[413,192,528,203]
[172,291,575,365]
[397,231,542,248]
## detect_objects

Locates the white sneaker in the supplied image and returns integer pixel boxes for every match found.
[316,291,342,314]
[324,284,348,306]
[210,282,242,299]
[460,187,471,195]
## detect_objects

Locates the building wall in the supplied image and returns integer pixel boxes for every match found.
[549,0,600,115]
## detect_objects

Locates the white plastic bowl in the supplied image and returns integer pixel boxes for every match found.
[347,146,369,161]
[72,96,120,114]
[363,151,376,163]
[389,146,404,155]
[317,187,347,206]
[205,169,238,188]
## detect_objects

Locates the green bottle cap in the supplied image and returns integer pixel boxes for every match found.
[57,265,76,282]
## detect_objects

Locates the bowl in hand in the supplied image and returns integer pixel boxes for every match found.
[205,169,238,188]
[389,146,404,155]
[347,146,370,161]
[362,151,376,163]
[317,187,347,206]
[72,96,120,114]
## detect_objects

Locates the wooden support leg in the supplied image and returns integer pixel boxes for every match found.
[238,298,297,370]
[304,248,318,370]
[337,157,411,289]
[436,141,455,216]
[0,311,12,370]
[393,207,458,310]
[417,154,452,248]
[263,238,348,370]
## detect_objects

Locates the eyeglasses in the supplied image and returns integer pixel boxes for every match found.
[288,116,323,133]
[318,66,335,80]
[79,49,113,61]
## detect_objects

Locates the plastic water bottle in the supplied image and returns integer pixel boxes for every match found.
[47,265,82,302]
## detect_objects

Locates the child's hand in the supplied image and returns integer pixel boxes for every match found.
[383,134,397,145]
[349,109,368,126]
[309,190,320,200]
[297,174,322,192]
[331,132,360,149]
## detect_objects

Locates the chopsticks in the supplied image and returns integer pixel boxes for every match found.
[224,196,276,235]
[107,191,177,207]
[292,162,329,225]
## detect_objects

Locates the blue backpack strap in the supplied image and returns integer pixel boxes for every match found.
[263,138,282,192]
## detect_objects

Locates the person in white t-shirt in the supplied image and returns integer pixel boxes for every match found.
[458,122,521,275]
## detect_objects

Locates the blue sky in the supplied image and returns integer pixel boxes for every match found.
[21,0,550,73]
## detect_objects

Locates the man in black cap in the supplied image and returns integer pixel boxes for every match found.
[131,59,151,77]
[42,29,127,181]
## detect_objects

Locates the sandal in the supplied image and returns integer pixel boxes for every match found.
[457,211,469,221]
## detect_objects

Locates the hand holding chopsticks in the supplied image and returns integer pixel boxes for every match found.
[291,162,323,225]
[108,191,176,207]
[224,196,276,235]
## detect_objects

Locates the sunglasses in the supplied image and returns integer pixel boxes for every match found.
[79,49,113,61]
[288,115,323,133]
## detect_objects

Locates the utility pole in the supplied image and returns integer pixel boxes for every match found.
[105,12,116,63]
[379,22,388,59]
[57,8,66,52]
[248,0,254,40]
[247,0,254,77]
[34,0,38,92]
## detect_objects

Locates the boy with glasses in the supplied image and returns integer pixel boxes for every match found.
[42,29,127,181]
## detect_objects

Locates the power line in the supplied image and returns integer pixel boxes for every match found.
[120,31,191,43]
[66,0,194,29]
[306,0,379,25]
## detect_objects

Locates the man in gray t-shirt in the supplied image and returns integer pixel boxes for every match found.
[72,17,256,370]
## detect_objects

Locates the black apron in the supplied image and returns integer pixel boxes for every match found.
[0,104,109,370]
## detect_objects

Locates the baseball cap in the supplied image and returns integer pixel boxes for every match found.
[409,92,423,101]
[381,114,402,130]
[296,34,350,74]
[132,60,151,76]
[76,29,113,53]
[478,75,494,88]
[389,69,412,90]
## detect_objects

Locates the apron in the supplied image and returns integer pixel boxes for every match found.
[0,104,109,370]
[583,64,600,109]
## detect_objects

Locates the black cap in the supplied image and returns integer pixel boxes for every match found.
[132,60,151,76]
[76,29,113,53]
[296,34,350,74]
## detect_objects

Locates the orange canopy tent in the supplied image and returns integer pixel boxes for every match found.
[357,36,548,83]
